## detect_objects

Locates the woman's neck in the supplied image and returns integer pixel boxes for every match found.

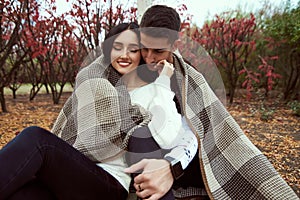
[122,69,148,91]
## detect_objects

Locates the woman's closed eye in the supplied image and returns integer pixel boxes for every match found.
[129,48,139,53]
[112,45,122,51]
[112,45,139,53]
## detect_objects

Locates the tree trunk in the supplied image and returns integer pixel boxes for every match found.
[50,84,64,104]
[227,67,236,104]
[0,87,8,113]
[29,84,43,101]
[284,49,300,100]
[44,83,49,94]
[229,85,235,104]
[12,89,17,99]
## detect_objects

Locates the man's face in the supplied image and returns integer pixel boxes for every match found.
[140,32,174,71]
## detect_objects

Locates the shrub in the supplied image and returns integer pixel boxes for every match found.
[288,101,300,116]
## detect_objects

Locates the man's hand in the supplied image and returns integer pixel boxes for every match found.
[124,159,174,200]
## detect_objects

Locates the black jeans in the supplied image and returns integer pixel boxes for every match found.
[0,126,127,200]
[126,126,174,200]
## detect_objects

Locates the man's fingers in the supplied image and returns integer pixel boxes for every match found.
[147,193,163,200]
[135,183,159,200]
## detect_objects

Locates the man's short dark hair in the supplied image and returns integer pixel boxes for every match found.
[140,5,181,43]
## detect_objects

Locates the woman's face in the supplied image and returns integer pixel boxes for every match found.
[110,30,141,75]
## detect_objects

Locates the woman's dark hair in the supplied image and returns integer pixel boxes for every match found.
[102,22,140,64]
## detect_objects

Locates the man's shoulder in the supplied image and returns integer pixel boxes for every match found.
[175,55,204,78]
[173,53,201,72]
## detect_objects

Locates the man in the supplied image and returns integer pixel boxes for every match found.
[125,4,297,200]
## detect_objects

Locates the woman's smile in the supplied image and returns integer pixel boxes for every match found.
[117,60,132,68]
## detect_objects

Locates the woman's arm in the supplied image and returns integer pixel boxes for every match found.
[147,74,182,149]
[131,61,198,168]
[163,117,198,169]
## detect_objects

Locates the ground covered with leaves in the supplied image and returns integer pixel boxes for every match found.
[0,93,299,197]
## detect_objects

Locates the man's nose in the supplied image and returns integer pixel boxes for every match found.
[144,50,155,62]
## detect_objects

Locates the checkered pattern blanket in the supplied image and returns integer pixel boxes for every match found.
[52,51,297,199]
[172,53,297,199]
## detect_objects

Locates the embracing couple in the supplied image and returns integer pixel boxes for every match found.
[0,5,297,200]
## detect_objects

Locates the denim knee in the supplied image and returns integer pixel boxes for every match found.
[19,126,52,141]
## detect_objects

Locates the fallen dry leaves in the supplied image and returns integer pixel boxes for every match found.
[0,93,299,197]
[227,98,299,197]
[0,94,69,149]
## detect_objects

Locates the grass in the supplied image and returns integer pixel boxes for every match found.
[4,83,74,95]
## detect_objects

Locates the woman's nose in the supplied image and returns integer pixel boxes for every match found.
[119,54,128,59]
[120,49,129,58]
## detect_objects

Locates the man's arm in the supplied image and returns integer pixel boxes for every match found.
[147,74,182,149]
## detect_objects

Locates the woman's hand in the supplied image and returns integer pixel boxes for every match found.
[156,60,174,78]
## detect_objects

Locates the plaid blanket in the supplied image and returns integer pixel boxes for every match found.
[172,53,297,199]
[52,51,297,199]
[51,56,151,162]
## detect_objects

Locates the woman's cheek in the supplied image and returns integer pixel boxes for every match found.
[131,52,141,63]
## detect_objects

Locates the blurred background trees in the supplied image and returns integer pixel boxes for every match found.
[261,1,300,100]
[1,0,299,112]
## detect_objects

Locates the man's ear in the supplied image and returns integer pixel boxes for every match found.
[171,39,180,52]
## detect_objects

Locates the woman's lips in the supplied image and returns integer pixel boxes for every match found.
[117,61,131,67]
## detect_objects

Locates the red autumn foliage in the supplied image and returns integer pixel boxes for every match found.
[179,11,282,103]
[1,0,139,112]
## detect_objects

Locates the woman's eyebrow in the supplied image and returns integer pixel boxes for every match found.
[112,42,122,47]
[113,41,139,47]
[129,43,139,47]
